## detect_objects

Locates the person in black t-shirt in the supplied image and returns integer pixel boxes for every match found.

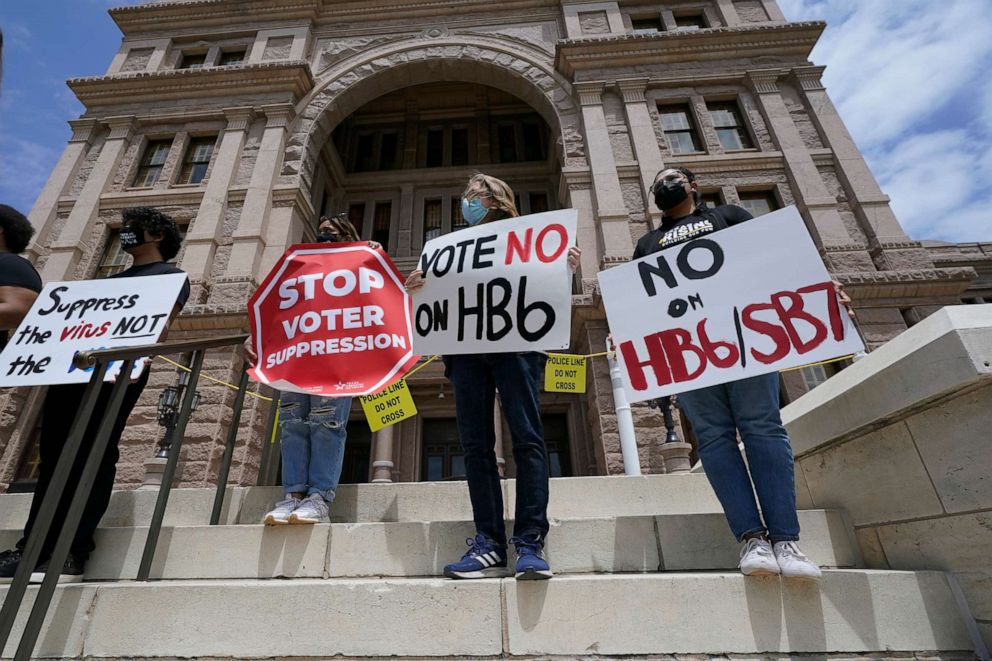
[0,205,43,352]
[625,167,851,580]
[0,207,190,584]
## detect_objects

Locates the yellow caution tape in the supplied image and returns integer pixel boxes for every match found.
[154,355,274,402]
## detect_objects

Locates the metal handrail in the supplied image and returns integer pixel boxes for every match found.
[0,333,251,661]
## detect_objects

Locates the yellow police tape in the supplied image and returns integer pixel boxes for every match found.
[154,355,274,402]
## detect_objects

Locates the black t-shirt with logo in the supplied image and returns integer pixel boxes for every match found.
[0,253,44,352]
[632,204,753,259]
[109,261,191,310]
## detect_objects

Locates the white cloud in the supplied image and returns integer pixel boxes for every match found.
[780,0,992,243]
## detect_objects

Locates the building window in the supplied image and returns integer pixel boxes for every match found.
[426,129,444,167]
[708,101,753,150]
[348,203,366,237]
[522,122,545,161]
[340,421,371,484]
[422,419,465,481]
[177,52,207,69]
[132,139,172,188]
[451,197,468,231]
[542,413,573,478]
[372,202,391,249]
[530,192,549,214]
[176,136,215,185]
[631,15,664,34]
[497,124,517,163]
[451,127,469,166]
[97,230,130,277]
[700,191,722,208]
[659,105,703,154]
[800,364,830,391]
[379,132,399,170]
[217,49,246,66]
[355,133,377,172]
[738,190,779,217]
[673,12,707,30]
[423,198,443,244]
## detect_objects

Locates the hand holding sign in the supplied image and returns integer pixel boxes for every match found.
[411,209,578,355]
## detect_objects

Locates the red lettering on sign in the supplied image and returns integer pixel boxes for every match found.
[741,303,790,364]
[771,290,827,354]
[505,228,533,265]
[535,223,568,263]
[696,318,739,368]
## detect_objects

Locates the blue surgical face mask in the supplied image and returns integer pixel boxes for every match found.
[461,197,489,226]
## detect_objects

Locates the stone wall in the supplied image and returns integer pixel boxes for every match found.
[783,305,992,649]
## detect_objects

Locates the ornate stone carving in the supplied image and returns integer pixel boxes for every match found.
[617,78,648,104]
[746,69,784,94]
[105,115,137,141]
[223,107,255,132]
[793,65,827,91]
[574,81,606,107]
[421,26,448,39]
[68,118,100,144]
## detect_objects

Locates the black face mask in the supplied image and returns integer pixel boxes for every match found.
[653,179,690,211]
[316,230,342,243]
[119,226,146,251]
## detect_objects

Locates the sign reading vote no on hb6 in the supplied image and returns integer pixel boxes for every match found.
[598,206,864,403]
[411,209,578,355]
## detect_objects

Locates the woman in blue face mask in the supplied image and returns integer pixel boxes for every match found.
[405,174,580,581]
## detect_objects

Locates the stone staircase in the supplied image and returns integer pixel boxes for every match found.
[0,475,978,659]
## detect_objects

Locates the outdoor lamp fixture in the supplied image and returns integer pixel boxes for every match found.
[155,369,202,458]
[648,396,682,444]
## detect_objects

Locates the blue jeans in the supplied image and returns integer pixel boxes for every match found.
[677,372,800,543]
[448,352,549,545]
[278,391,352,502]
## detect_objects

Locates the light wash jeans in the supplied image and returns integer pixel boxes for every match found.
[278,391,352,502]
[677,372,800,543]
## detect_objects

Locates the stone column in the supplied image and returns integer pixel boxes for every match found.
[371,424,395,483]
[561,171,600,289]
[402,102,418,170]
[791,67,933,271]
[475,93,492,165]
[617,79,666,229]
[26,118,100,261]
[42,115,137,282]
[181,107,255,303]
[761,0,787,21]
[745,71,865,256]
[493,401,506,478]
[397,183,415,257]
[218,103,294,291]
[574,81,633,265]
[713,0,740,25]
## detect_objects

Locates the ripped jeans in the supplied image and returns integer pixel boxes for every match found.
[278,391,352,502]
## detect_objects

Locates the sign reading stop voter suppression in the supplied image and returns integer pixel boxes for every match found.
[598,206,864,403]
[412,209,578,355]
[249,243,417,397]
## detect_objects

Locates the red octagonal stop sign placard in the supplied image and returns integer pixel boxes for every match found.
[249,242,417,396]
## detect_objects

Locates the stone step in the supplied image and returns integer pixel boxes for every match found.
[0,510,860,580]
[0,474,724,529]
[1,571,973,658]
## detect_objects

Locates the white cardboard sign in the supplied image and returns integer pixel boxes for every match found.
[598,206,864,402]
[0,273,187,386]
[411,209,578,355]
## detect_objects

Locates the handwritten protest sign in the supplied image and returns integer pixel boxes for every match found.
[412,209,578,355]
[545,353,587,393]
[0,273,187,386]
[598,206,864,403]
[360,378,417,432]
[249,242,417,397]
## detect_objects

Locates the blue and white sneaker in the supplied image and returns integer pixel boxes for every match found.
[511,535,553,580]
[443,534,510,579]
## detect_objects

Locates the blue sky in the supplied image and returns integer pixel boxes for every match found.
[2,0,990,243]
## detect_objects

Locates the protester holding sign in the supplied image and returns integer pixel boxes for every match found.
[619,168,854,580]
[0,205,43,353]
[405,174,580,581]
[245,214,381,526]
[0,207,189,584]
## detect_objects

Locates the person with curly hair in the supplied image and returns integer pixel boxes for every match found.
[0,204,43,353]
[244,213,380,525]
[0,207,190,585]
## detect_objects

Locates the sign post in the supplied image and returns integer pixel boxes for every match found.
[598,206,864,403]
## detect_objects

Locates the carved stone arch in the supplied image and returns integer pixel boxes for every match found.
[280,36,586,199]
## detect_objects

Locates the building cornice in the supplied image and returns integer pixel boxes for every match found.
[555,21,825,77]
[67,61,315,108]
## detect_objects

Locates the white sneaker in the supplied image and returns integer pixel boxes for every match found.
[739,537,780,576]
[263,496,300,525]
[774,541,822,580]
[288,493,329,524]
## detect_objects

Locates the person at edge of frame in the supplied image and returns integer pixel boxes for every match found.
[0,207,191,584]
[404,173,582,581]
[0,204,43,354]
[244,213,381,526]
[615,167,856,580]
